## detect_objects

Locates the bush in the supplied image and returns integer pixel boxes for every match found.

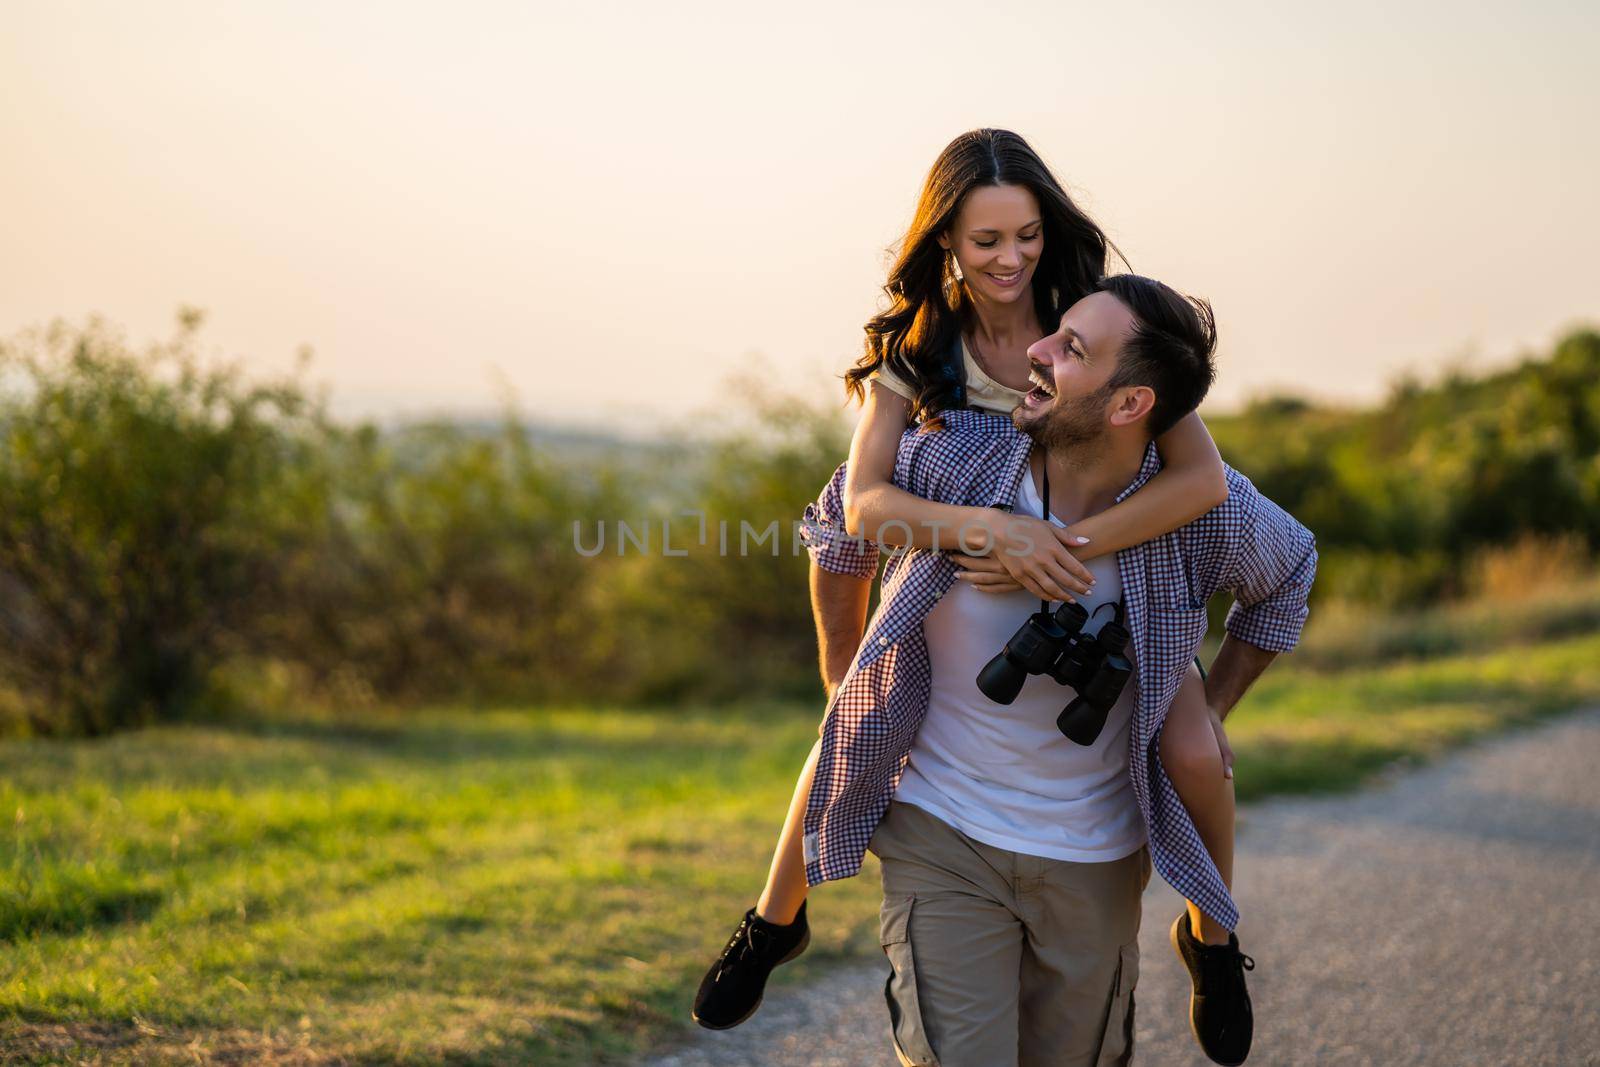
[6,310,1599,735]
[0,311,319,735]
[587,392,853,703]
[258,417,620,704]
[0,310,854,732]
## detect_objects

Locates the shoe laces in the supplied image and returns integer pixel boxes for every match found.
[714,914,770,978]
[1202,942,1254,984]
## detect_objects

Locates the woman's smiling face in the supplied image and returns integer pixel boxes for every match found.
[939,183,1043,305]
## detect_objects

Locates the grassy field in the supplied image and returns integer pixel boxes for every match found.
[5,629,1600,1064]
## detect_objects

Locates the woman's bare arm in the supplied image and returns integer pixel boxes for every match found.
[954,411,1229,593]
[1061,411,1228,561]
[839,384,974,548]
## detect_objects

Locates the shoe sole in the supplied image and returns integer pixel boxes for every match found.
[1170,915,1250,1067]
[691,926,811,1031]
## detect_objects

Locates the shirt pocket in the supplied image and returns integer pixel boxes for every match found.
[1149,604,1209,648]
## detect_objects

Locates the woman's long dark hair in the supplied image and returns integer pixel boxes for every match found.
[845,129,1118,422]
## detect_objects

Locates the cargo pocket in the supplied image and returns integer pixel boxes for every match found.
[1094,940,1140,1066]
[880,894,939,1067]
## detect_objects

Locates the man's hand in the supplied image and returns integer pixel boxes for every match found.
[1202,633,1279,781]
[1207,705,1235,779]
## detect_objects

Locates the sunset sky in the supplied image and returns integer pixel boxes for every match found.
[4,0,1596,433]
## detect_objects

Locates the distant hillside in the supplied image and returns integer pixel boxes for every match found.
[379,415,661,461]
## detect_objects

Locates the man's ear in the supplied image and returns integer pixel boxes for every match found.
[1109,386,1156,428]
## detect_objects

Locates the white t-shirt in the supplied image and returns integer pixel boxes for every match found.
[893,468,1146,863]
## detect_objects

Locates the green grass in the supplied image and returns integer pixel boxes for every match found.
[5,630,1600,1064]
[0,705,885,1064]
[1226,629,1600,800]
[1287,575,1600,673]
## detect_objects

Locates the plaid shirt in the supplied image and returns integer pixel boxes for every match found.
[797,409,1318,929]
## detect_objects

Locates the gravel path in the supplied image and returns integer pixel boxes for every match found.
[646,706,1600,1066]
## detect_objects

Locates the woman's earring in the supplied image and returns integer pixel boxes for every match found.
[948,251,964,282]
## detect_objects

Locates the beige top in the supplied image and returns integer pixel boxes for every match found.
[868,336,1028,415]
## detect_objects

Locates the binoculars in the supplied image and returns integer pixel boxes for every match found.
[975,600,1133,745]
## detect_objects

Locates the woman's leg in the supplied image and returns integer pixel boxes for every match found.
[693,735,819,1028]
[1158,663,1235,945]
[754,736,821,924]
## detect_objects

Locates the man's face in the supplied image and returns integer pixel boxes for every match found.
[1012,292,1139,451]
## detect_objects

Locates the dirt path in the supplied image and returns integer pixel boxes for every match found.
[646,706,1600,1066]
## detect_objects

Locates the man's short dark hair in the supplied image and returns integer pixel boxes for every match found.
[1096,274,1217,437]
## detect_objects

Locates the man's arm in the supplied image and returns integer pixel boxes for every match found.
[799,462,880,735]
[1219,473,1319,655]
[1200,474,1319,773]
[810,562,871,699]
[1205,633,1278,722]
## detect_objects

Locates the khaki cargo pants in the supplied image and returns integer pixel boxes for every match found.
[867,800,1152,1067]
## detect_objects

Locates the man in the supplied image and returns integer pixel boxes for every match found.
[798,275,1317,1065]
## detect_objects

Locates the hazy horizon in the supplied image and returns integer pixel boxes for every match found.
[4,1,1597,434]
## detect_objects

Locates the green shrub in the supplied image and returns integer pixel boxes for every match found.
[0,311,319,735]
[259,417,620,704]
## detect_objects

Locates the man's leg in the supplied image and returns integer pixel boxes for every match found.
[1016,845,1151,1067]
[869,801,1025,1067]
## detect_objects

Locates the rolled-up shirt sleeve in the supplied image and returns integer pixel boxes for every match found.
[799,461,880,581]
[1221,483,1318,653]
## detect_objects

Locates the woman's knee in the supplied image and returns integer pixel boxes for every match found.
[1160,718,1223,786]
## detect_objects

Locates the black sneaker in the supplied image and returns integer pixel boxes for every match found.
[1170,913,1256,1065]
[692,902,810,1030]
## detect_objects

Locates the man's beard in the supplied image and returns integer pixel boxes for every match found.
[1013,383,1115,461]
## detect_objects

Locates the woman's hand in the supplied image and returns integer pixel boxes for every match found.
[962,512,1093,602]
